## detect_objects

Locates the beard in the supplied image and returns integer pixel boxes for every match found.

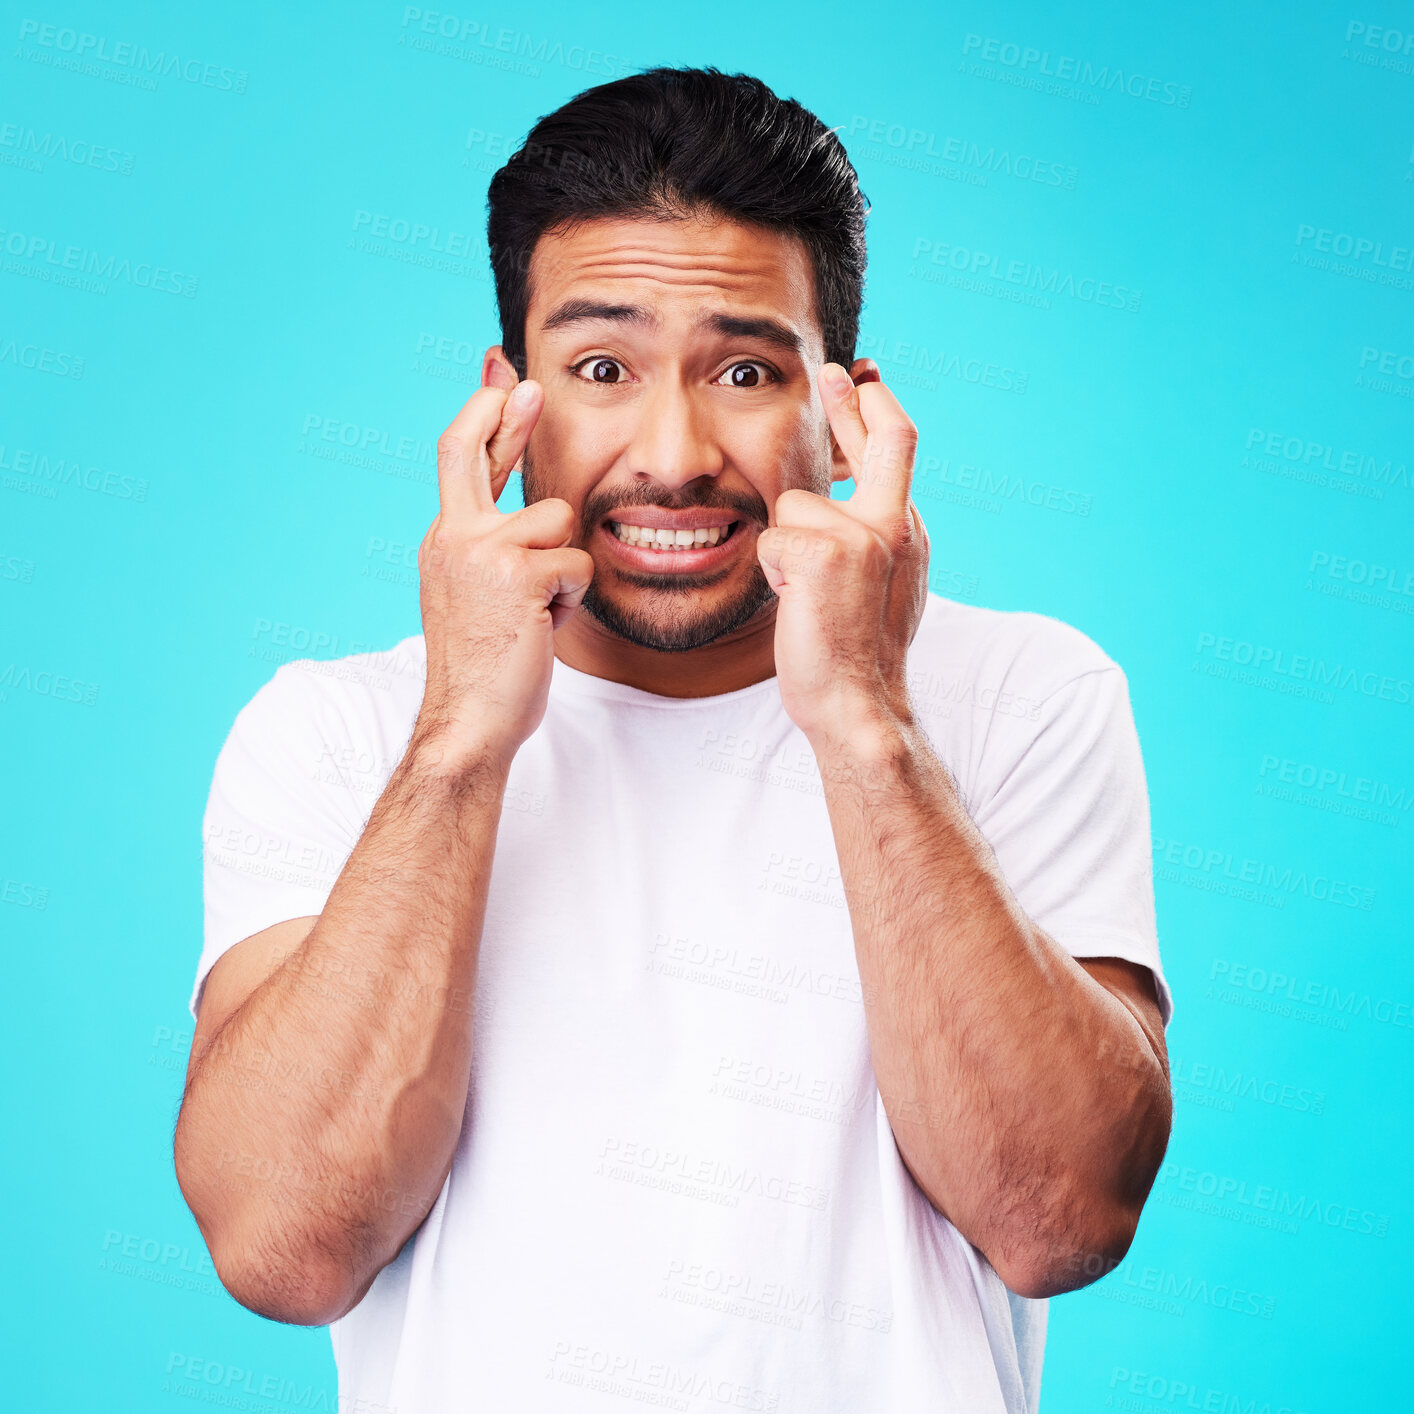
[518,448,778,654]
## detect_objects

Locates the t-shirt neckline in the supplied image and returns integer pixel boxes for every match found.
[550,653,782,709]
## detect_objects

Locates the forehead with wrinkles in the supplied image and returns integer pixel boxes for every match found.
[525,214,823,359]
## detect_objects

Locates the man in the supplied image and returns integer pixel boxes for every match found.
[175,66,1172,1414]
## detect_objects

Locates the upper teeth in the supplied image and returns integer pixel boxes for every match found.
[611,522,731,549]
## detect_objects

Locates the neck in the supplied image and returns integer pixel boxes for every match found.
[552,600,780,698]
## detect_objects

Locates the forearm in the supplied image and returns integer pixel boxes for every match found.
[175,733,509,1322]
[811,714,1170,1293]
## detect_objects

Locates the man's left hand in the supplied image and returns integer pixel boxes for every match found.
[756,363,930,747]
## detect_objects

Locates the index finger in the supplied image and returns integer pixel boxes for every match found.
[435,383,514,519]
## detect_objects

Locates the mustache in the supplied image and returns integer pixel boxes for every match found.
[520,449,772,529]
[581,486,768,524]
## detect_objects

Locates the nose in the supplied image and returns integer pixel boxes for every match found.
[622,374,725,492]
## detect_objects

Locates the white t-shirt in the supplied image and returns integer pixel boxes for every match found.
[191,591,1172,1414]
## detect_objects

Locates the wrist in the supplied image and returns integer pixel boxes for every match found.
[804,698,919,771]
[402,724,516,789]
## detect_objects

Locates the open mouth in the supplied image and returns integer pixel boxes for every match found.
[605,519,740,551]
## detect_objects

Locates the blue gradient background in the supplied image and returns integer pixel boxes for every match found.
[3,3,1411,1409]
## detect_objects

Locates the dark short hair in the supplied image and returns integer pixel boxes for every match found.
[486,65,869,378]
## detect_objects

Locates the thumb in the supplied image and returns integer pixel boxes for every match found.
[755,530,787,593]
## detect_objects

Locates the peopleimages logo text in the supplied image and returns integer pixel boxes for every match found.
[1154,835,1375,911]
[1194,633,1412,706]
[961,34,1192,106]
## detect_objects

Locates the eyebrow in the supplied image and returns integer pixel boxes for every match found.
[539,299,805,356]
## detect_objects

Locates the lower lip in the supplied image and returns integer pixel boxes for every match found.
[597,521,747,572]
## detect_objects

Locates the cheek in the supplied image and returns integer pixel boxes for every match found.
[725,409,830,494]
[534,402,623,471]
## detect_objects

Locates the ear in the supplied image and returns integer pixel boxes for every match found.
[829,357,883,484]
[481,344,520,392]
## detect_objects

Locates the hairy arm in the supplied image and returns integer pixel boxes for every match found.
[813,716,1172,1299]
[174,739,508,1325]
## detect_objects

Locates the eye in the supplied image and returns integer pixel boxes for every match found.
[715,361,776,388]
[569,356,627,384]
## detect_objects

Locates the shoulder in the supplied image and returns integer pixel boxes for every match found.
[228,633,427,748]
[907,597,1150,827]
[909,592,1124,701]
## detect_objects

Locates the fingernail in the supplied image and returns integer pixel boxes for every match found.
[823,366,853,398]
[511,382,536,406]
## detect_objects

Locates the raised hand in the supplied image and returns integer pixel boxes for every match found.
[412,372,595,772]
[755,364,930,746]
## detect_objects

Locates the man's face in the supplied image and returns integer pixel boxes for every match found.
[515,212,839,654]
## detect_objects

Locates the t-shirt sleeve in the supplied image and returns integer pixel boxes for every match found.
[190,662,365,1023]
[969,664,1173,1028]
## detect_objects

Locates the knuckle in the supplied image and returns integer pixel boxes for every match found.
[484,544,523,586]
[530,564,563,597]
[422,521,460,559]
[419,525,450,571]
[791,535,840,579]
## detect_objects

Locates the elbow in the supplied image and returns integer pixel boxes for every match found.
[210,1238,360,1326]
[991,1204,1141,1300]
[173,1137,360,1327]
[989,1063,1172,1300]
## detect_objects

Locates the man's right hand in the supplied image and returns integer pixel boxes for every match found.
[413,375,594,770]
